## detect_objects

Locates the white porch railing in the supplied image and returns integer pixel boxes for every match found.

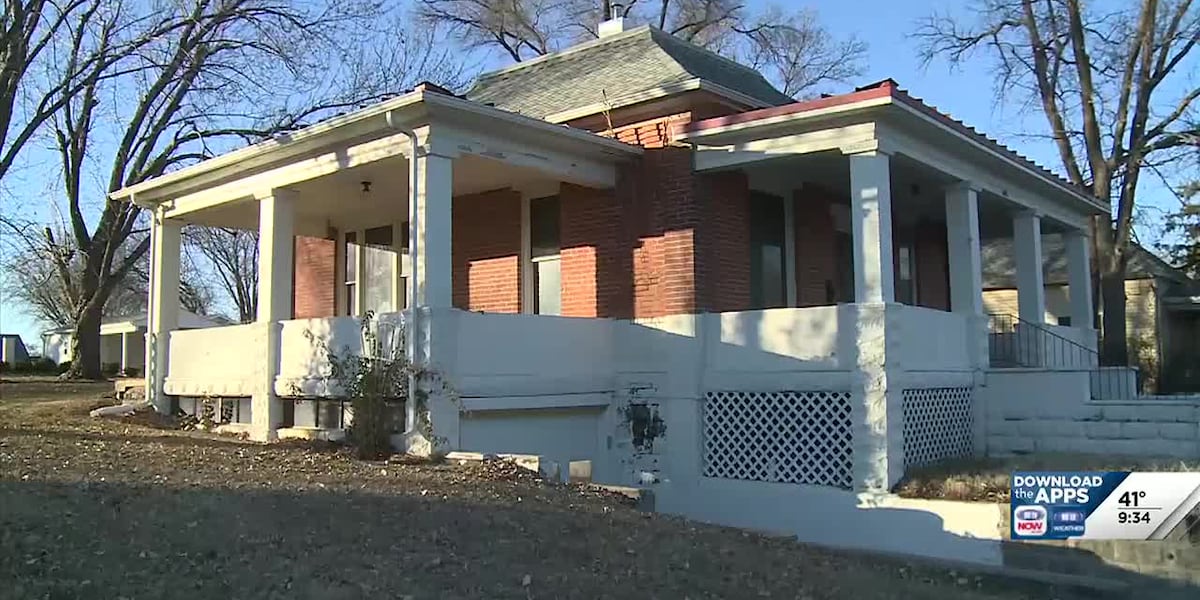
[893,305,975,371]
[275,312,409,397]
[164,323,263,397]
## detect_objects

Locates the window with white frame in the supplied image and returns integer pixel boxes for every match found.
[343,231,358,316]
[341,223,408,316]
[529,196,561,315]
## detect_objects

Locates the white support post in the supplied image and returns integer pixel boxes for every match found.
[252,188,296,441]
[413,145,454,310]
[1013,211,1046,324]
[1064,229,1093,329]
[409,130,458,452]
[945,184,989,373]
[120,331,129,376]
[849,152,895,304]
[945,185,984,316]
[846,151,900,491]
[146,209,181,413]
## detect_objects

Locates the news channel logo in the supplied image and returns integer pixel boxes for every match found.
[1013,505,1047,537]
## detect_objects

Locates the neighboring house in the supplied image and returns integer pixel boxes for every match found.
[108,19,1113,548]
[1,334,29,366]
[982,235,1200,393]
[43,311,220,375]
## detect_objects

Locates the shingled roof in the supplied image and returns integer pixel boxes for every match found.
[982,234,1195,290]
[465,25,793,121]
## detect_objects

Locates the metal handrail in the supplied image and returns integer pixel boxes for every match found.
[986,313,1141,400]
[986,313,1096,369]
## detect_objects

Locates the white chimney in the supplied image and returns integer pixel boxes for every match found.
[598,16,626,37]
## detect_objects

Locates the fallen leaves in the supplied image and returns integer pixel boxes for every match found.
[0,379,1099,600]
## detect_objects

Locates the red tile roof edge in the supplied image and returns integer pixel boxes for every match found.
[683,79,1100,207]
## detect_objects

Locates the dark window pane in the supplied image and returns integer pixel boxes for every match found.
[835,231,854,303]
[365,225,392,248]
[896,243,915,305]
[531,196,560,258]
[750,193,786,309]
[400,221,410,251]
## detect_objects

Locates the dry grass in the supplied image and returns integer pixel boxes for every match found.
[1,376,1109,599]
[895,455,1200,503]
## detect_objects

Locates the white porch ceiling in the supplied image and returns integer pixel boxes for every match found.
[181,153,554,233]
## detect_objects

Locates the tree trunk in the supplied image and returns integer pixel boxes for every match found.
[67,302,105,379]
[1098,262,1129,366]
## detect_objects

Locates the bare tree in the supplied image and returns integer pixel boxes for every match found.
[914,0,1200,364]
[0,222,214,328]
[12,1,467,379]
[0,0,184,182]
[420,0,865,97]
[1161,181,1200,278]
[185,226,258,323]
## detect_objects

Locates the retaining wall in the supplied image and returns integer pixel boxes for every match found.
[982,369,1200,458]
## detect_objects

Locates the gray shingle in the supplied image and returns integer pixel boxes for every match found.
[466,26,791,120]
[982,234,1195,289]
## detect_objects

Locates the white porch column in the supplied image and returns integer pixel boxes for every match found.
[120,332,129,375]
[847,151,900,491]
[849,152,895,303]
[1013,211,1046,324]
[252,188,296,441]
[146,209,181,413]
[945,184,989,373]
[1064,229,1093,329]
[945,185,984,315]
[413,144,454,309]
[407,132,458,452]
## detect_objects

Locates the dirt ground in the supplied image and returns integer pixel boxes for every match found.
[0,376,1119,599]
[895,454,1200,503]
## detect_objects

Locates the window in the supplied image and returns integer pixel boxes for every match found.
[896,243,917,305]
[750,193,787,309]
[363,225,394,315]
[530,196,561,315]
[343,231,358,316]
[342,225,405,316]
[1056,316,1072,327]
[834,231,855,303]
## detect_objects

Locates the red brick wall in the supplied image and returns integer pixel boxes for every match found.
[915,220,950,311]
[697,169,751,312]
[293,234,336,318]
[603,112,692,149]
[452,189,522,313]
[793,186,839,307]
[561,183,632,318]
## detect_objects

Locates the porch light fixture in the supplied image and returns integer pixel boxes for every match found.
[360,180,373,194]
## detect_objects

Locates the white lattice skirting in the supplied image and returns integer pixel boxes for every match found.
[703,391,854,489]
[902,387,974,468]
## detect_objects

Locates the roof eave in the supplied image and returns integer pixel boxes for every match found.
[110,91,640,204]
[542,78,773,124]
[682,91,1106,217]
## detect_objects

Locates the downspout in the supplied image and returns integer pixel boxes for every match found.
[385,110,421,437]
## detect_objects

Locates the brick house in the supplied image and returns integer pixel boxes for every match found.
[114,20,1106,509]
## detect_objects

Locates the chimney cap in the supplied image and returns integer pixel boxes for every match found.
[598,16,626,37]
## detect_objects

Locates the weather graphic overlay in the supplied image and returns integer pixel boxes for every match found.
[1010,472,1200,540]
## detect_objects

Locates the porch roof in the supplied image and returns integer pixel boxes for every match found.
[109,87,641,206]
[678,79,1108,220]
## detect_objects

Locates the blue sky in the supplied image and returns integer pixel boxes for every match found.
[0,0,1187,351]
